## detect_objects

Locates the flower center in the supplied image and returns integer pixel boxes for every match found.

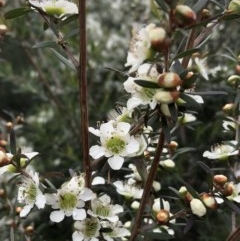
[143,87,156,99]
[106,136,126,154]
[26,183,37,202]
[95,205,111,217]
[45,6,65,16]
[59,192,77,211]
[84,219,99,238]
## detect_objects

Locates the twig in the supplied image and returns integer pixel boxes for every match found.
[129,132,165,241]
[78,0,91,188]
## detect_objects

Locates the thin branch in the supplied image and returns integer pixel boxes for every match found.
[129,132,165,241]
[78,0,91,188]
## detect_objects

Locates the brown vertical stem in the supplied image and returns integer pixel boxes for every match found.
[129,132,165,241]
[78,0,91,188]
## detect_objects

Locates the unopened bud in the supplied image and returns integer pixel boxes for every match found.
[0,188,5,198]
[173,5,197,28]
[201,9,211,21]
[0,24,7,35]
[227,75,240,86]
[179,186,193,202]
[213,174,228,185]
[221,182,234,196]
[0,150,10,167]
[156,209,170,223]
[190,198,207,217]
[5,122,13,132]
[228,0,240,14]
[0,140,7,148]
[15,206,22,214]
[152,181,161,192]
[0,0,5,7]
[159,159,175,169]
[201,193,217,210]
[24,225,34,235]
[149,27,169,52]
[235,65,240,74]
[222,103,235,116]
[155,90,180,104]
[131,201,140,210]
[16,115,24,124]
[158,72,182,88]
[167,141,179,151]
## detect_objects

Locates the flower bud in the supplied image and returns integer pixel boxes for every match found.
[222,103,235,116]
[0,24,7,35]
[201,9,211,21]
[152,181,161,192]
[159,159,175,169]
[0,188,5,198]
[228,0,240,14]
[173,5,197,28]
[227,75,240,86]
[179,186,193,202]
[166,141,179,151]
[158,72,182,88]
[213,174,228,185]
[0,140,7,148]
[5,122,13,132]
[149,27,169,52]
[235,64,240,74]
[15,207,22,214]
[131,200,140,210]
[156,209,170,223]
[155,90,180,104]
[200,193,217,210]
[24,225,34,235]
[221,182,234,196]
[0,0,5,7]
[0,150,10,167]
[190,198,207,217]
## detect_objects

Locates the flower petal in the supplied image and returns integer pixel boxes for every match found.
[108,156,124,170]
[126,138,140,154]
[72,208,87,221]
[72,231,84,241]
[35,192,46,209]
[50,210,65,223]
[89,145,106,159]
[20,204,33,217]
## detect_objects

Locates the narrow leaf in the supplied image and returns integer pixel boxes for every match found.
[192,0,209,13]
[64,28,79,39]
[221,13,240,21]
[50,48,76,71]
[143,231,174,240]
[10,129,17,155]
[196,161,213,176]
[32,41,57,49]
[161,117,171,143]
[59,14,78,27]
[173,48,200,61]
[154,0,169,12]
[168,103,178,123]
[223,197,240,214]
[184,215,195,234]
[134,79,160,89]
[4,7,32,19]
[179,93,202,111]
[168,186,181,198]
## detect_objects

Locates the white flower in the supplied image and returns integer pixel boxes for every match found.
[152,198,170,213]
[89,121,140,170]
[88,194,123,222]
[101,221,130,241]
[113,180,143,199]
[190,198,207,217]
[45,176,94,222]
[18,170,46,217]
[72,217,101,241]
[29,0,78,17]
[124,63,159,110]
[125,24,155,73]
[223,117,236,132]
[203,141,238,160]
[108,107,133,123]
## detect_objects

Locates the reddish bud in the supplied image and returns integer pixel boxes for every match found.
[149,27,170,52]
[221,182,234,196]
[158,72,182,88]
[201,193,217,210]
[0,24,7,35]
[213,174,228,185]
[173,5,197,28]
[156,209,170,223]
[222,103,236,116]
[0,150,10,167]
[155,89,180,104]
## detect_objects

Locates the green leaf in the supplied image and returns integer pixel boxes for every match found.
[64,28,79,39]
[168,186,181,198]
[49,48,76,72]
[10,129,17,155]
[192,0,209,13]
[32,41,57,49]
[161,116,171,143]
[58,14,78,27]
[134,79,160,89]
[178,93,202,111]
[154,0,169,12]
[4,7,32,19]
[221,13,240,21]
[178,177,200,199]
[143,231,174,240]
[168,103,178,123]
[223,197,240,214]
[173,147,196,158]
[173,48,200,61]
[196,161,213,176]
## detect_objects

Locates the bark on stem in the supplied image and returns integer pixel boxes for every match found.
[129,132,165,241]
[78,0,91,188]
